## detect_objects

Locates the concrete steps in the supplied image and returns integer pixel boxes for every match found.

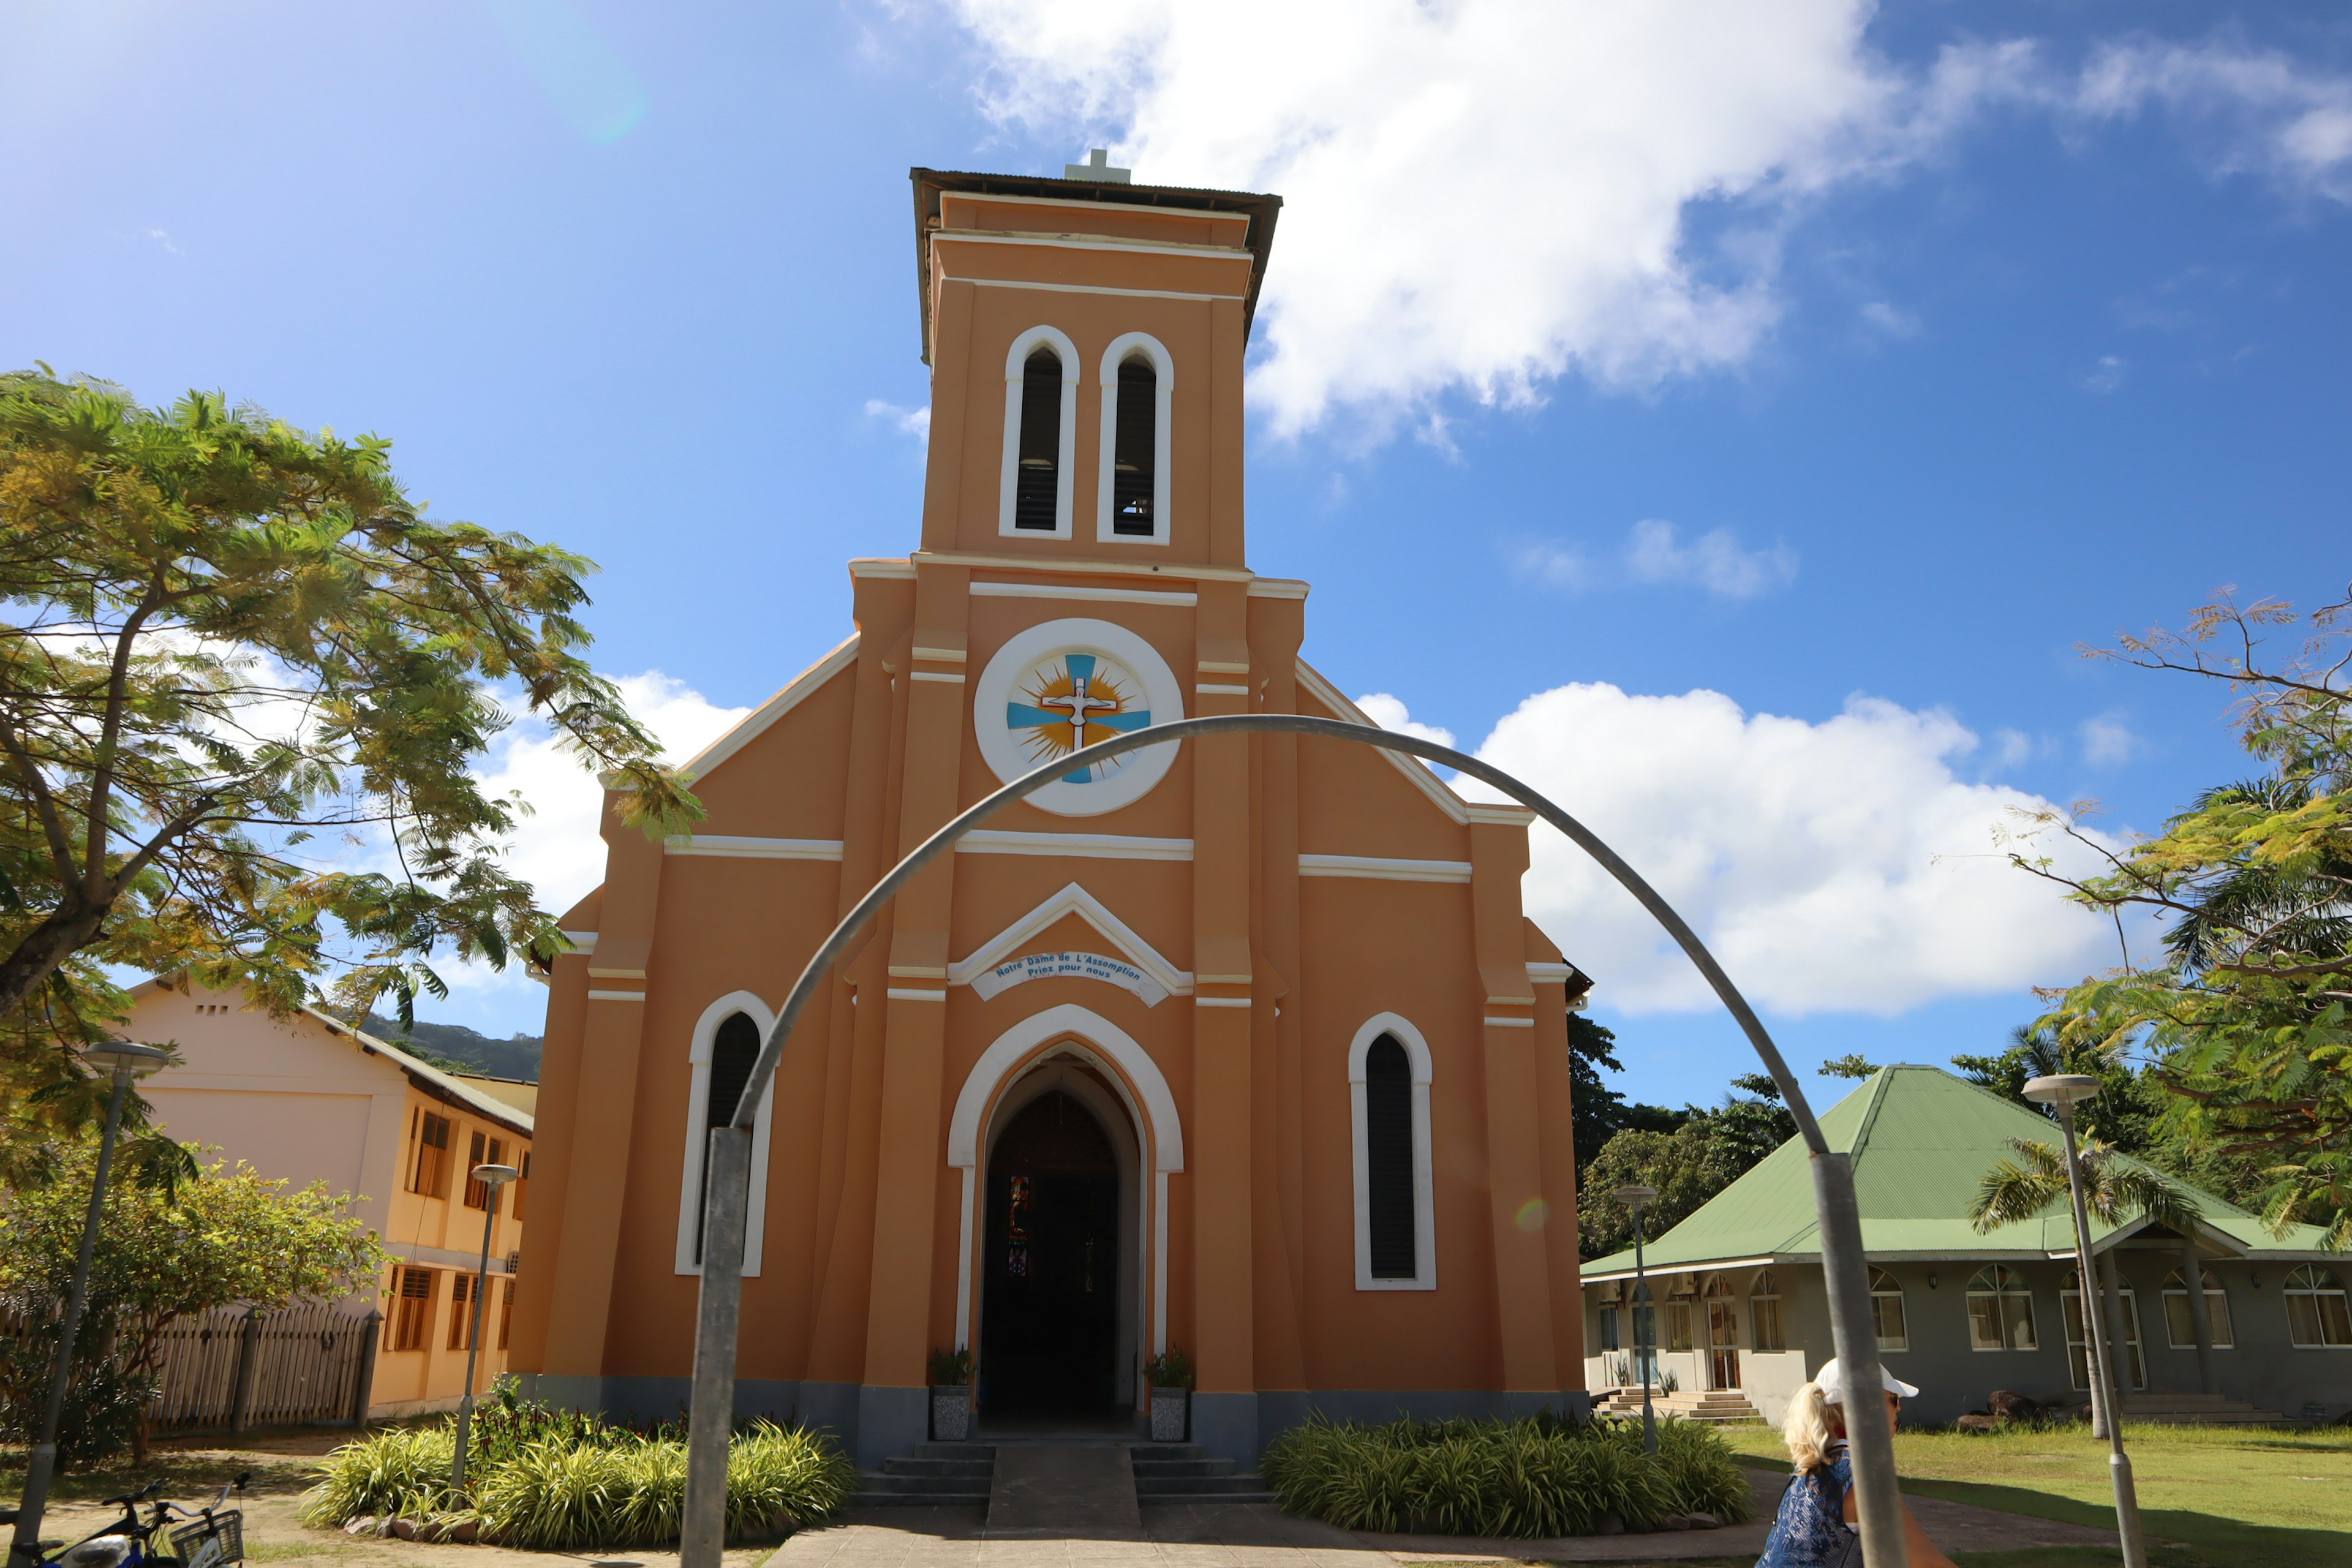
[2121,1393,2286,1426]
[1129,1442,1275,1506]
[1595,1388,1760,1423]
[850,1442,995,1507]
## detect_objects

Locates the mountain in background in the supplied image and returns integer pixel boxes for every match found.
[365,1014,543,1083]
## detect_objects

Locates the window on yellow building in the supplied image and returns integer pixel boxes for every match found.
[449,1273,477,1351]
[464,1133,505,1210]
[391,1267,436,1351]
[410,1112,452,1197]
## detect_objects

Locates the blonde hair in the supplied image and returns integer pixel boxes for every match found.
[1781,1380,1848,1474]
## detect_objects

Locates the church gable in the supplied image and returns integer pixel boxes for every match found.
[666,635,860,838]
[1293,661,1480,860]
[947,881,1192,1002]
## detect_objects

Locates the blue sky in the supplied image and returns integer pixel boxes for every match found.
[7,1,2347,1113]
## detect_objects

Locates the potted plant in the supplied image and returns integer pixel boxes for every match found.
[1143,1348,1192,1442]
[929,1348,973,1441]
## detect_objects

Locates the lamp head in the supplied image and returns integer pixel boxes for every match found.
[2022,1074,2100,1109]
[1611,1184,1659,1210]
[82,1041,172,1077]
[472,1163,521,1187]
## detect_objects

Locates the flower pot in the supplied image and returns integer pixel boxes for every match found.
[931,1384,972,1441]
[1148,1384,1188,1442]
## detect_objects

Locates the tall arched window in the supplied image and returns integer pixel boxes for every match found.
[998,327,1077,537]
[2285,1265,2352,1347]
[674,993,778,1276]
[1364,1035,1415,1278]
[1013,350,1063,531]
[1751,1270,1785,1352]
[2162,1266,2234,1349]
[1349,1013,1435,1289]
[1966,1265,2038,1351]
[1095,333,1172,544]
[2061,1276,2146,1389]
[1869,1267,1908,1352]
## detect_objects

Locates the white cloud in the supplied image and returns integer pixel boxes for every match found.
[2078,713,2140,767]
[1353,692,1455,751]
[933,7,2352,433]
[942,0,1928,431]
[2084,355,2128,393]
[470,671,752,919]
[1860,300,1920,338]
[865,398,932,443]
[1464,683,2124,1015]
[2077,39,2352,203]
[1624,519,1797,598]
[1510,540,1594,593]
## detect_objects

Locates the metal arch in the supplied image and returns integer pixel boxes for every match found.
[675,712,1907,1568]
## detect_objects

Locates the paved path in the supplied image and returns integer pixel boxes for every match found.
[772,1465,2122,1566]
[987,1446,1142,1536]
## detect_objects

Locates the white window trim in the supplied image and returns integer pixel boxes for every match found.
[1348,1012,1436,1291]
[1094,332,1173,546]
[673,991,778,1277]
[999,325,1080,539]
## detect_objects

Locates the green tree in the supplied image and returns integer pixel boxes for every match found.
[1969,1134,2197,1436]
[1819,1053,1880,1079]
[0,371,697,1128]
[1575,1076,1795,1259]
[2009,588,2352,1247]
[0,1139,385,1461]
[1565,1011,1687,1170]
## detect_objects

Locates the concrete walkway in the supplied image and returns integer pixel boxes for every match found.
[772,1464,2123,1566]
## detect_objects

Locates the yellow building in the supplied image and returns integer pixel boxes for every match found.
[131,978,533,1417]
[512,160,1592,1468]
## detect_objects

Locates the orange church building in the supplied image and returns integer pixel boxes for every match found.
[509,160,1593,1468]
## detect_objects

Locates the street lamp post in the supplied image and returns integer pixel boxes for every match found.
[1611,1184,1660,1455]
[7,1040,173,1568]
[450,1163,521,1493]
[2024,1074,2146,1568]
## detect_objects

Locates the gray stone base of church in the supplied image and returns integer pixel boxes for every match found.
[516,1376,1594,1471]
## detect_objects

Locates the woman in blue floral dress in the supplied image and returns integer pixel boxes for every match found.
[1756,1359,1957,1567]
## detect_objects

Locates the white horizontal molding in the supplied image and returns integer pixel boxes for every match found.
[912,646,967,663]
[1483,1016,1536,1028]
[933,230,1251,263]
[1528,962,1576,985]
[559,930,598,954]
[1194,996,1252,1009]
[1466,803,1538,827]
[956,829,1194,862]
[665,835,845,861]
[848,558,916,579]
[1298,853,1474,884]
[910,671,967,684]
[587,989,645,1002]
[967,277,1245,304]
[1246,579,1310,600]
[1197,683,1250,696]
[887,988,948,1003]
[971,580,1197,608]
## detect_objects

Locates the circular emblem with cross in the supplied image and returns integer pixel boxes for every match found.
[973,618,1185,816]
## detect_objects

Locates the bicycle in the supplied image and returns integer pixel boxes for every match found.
[1,1472,251,1568]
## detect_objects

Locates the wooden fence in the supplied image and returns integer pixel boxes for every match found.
[145,1302,381,1433]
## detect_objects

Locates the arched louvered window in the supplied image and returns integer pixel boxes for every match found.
[693,1012,760,1260]
[999,327,1077,537]
[1095,333,1172,544]
[1110,358,1156,535]
[1364,1035,1415,1279]
[674,993,778,1276]
[1013,349,1063,531]
[1349,1014,1435,1290]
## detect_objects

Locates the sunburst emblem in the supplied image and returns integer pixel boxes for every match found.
[1005,654,1153,782]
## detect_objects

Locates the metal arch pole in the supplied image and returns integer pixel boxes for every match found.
[676,713,1906,1568]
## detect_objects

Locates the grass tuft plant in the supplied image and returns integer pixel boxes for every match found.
[300,1381,855,1548]
[1261,1411,1748,1538]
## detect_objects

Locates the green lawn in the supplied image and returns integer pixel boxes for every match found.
[1718,1420,2352,1568]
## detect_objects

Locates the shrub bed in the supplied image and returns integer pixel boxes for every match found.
[300,1384,855,1548]
[1261,1412,1750,1538]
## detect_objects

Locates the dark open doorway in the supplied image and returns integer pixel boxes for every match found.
[980,1089,1120,1417]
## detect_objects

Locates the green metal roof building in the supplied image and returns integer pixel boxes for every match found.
[1577,1066,2350,1427]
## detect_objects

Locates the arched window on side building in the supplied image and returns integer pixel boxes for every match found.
[2285,1265,2352,1347]
[1870,1267,1909,1352]
[1349,1014,1434,1290]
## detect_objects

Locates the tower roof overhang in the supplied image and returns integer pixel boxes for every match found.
[910,167,1283,364]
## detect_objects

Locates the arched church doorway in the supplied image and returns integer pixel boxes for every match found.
[979,1088,1123,1417]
